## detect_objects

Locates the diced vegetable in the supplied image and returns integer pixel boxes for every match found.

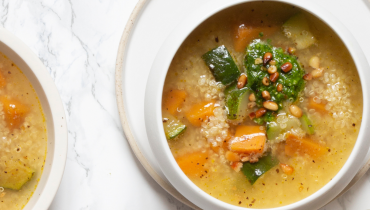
[279,163,294,175]
[282,13,317,50]
[285,134,326,158]
[233,24,280,52]
[300,113,315,135]
[1,96,29,130]
[176,151,209,177]
[163,113,186,140]
[241,153,279,184]
[185,100,216,126]
[202,45,240,85]
[225,151,241,162]
[266,115,300,140]
[0,160,34,190]
[230,126,266,154]
[224,82,250,120]
[163,89,187,115]
[0,72,6,88]
[308,97,327,114]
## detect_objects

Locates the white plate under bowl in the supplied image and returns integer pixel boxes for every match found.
[115,0,370,209]
[0,29,67,210]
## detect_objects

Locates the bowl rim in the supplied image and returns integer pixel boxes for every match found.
[0,28,68,210]
[145,0,370,209]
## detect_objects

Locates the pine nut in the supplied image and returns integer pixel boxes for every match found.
[288,47,296,55]
[268,65,277,74]
[255,58,263,65]
[255,108,267,118]
[262,77,270,86]
[270,72,279,82]
[248,102,256,109]
[303,73,312,81]
[249,93,256,102]
[311,68,324,78]
[277,84,283,92]
[309,56,320,69]
[289,105,303,118]
[263,101,278,111]
[269,60,276,65]
[263,52,273,66]
[281,62,293,73]
[262,91,271,100]
[249,112,256,119]
[237,74,247,89]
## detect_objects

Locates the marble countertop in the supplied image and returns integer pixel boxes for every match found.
[1,0,370,209]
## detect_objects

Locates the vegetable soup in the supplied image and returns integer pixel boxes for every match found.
[0,52,47,209]
[162,2,362,209]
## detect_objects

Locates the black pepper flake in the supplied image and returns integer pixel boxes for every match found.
[249,204,252,207]
[8,71,11,74]
[251,199,256,203]
[276,169,279,173]
[215,37,219,43]
[328,149,331,152]
[352,123,356,127]
[239,201,241,204]
[312,160,315,163]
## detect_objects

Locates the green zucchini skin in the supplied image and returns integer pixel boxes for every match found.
[224,82,250,120]
[241,154,279,185]
[202,45,240,85]
[163,114,187,140]
[300,113,315,135]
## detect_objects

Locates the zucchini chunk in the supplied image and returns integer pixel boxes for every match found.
[202,45,240,85]
[282,13,317,50]
[224,82,250,121]
[266,115,300,140]
[0,160,34,190]
[241,154,279,185]
[300,113,315,135]
[163,114,186,140]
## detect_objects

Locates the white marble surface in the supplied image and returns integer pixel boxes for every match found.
[1,0,370,209]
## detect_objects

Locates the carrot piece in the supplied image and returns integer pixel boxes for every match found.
[308,97,327,114]
[230,126,266,154]
[163,89,187,115]
[233,24,280,52]
[0,72,6,88]
[1,96,29,130]
[185,100,216,127]
[285,134,326,158]
[279,163,294,175]
[176,151,209,177]
[225,151,240,162]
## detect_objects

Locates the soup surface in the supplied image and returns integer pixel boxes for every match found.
[0,52,47,209]
[162,2,362,209]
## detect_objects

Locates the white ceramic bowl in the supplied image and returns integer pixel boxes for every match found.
[0,29,67,210]
[145,0,370,209]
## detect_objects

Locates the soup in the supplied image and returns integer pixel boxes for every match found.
[0,52,47,209]
[162,2,362,209]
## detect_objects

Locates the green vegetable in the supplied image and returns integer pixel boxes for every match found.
[244,39,305,124]
[282,13,317,50]
[300,113,315,135]
[224,82,250,120]
[0,160,34,190]
[202,45,240,85]
[241,154,279,185]
[163,114,186,140]
[266,116,300,140]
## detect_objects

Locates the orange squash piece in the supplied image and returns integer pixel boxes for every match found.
[176,151,209,177]
[0,72,6,88]
[233,24,280,52]
[1,96,29,130]
[163,89,187,115]
[230,126,266,154]
[285,134,326,158]
[185,100,216,127]
[308,97,327,114]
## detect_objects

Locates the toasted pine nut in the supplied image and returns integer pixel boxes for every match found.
[262,77,270,86]
[277,84,283,92]
[309,56,320,69]
[269,60,276,65]
[270,72,279,82]
[303,73,312,81]
[288,47,296,55]
[263,101,278,111]
[263,52,273,66]
[255,108,267,118]
[289,105,303,118]
[248,102,256,109]
[268,65,277,74]
[311,68,324,78]
[237,74,247,89]
[262,91,271,100]
[249,112,256,119]
[280,163,294,175]
[281,62,293,73]
[255,58,263,65]
[249,93,256,102]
